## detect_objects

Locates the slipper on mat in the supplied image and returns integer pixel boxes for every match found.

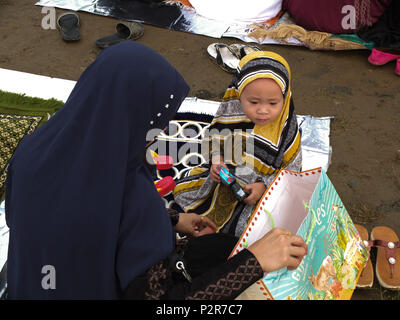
[370,226,400,289]
[354,224,374,288]
[57,12,80,42]
[229,44,261,60]
[96,21,144,49]
[207,43,240,74]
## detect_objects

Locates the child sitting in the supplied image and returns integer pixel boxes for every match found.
[174,51,302,237]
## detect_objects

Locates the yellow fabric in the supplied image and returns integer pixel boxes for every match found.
[220,51,300,175]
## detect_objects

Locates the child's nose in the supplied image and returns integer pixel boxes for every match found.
[257,104,270,114]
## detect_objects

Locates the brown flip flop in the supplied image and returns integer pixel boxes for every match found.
[355,224,374,288]
[370,226,400,289]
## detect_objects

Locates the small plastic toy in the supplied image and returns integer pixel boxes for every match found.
[154,176,176,197]
[218,166,247,202]
[150,150,176,196]
[149,149,173,170]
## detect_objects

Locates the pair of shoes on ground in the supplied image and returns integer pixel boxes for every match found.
[57,12,144,48]
[355,224,400,290]
[207,43,261,73]
[368,48,400,76]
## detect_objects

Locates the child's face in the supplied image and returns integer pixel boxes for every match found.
[240,78,284,126]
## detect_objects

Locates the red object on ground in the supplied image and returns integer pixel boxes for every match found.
[155,176,176,197]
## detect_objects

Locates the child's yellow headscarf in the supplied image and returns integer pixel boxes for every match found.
[212,51,301,175]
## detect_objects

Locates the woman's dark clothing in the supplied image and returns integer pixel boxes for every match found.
[5,42,189,299]
[358,0,400,49]
[123,223,264,300]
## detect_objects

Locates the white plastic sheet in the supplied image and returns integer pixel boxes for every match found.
[35,0,304,45]
[188,0,282,24]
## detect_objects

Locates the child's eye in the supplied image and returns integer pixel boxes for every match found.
[270,102,277,106]
[250,101,258,105]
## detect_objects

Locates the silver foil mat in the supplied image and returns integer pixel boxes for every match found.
[35,0,303,45]
[36,0,230,38]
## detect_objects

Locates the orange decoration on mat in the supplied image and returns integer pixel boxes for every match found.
[170,0,193,8]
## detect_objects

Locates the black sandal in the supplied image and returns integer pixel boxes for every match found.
[206,43,240,73]
[57,12,81,42]
[96,21,144,49]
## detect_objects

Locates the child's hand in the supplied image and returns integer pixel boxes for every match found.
[210,163,227,183]
[243,182,266,205]
[210,155,227,183]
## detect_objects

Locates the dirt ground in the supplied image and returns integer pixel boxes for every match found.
[1,1,399,300]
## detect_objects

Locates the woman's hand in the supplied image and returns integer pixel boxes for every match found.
[210,155,227,183]
[174,213,217,237]
[248,228,308,273]
[243,182,266,205]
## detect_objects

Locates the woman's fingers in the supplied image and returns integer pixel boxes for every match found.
[278,231,308,258]
[193,216,217,237]
[286,235,308,270]
[248,228,308,273]
[288,243,307,259]
[287,256,304,271]
[289,235,308,255]
[196,216,216,231]
[203,216,217,231]
[197,226,216,236]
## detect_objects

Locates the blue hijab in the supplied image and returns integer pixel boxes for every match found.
[5,42,189,299]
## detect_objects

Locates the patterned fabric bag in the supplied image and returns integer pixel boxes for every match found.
[232,168,369,300]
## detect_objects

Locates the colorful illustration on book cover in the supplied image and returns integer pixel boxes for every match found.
[260,171,369,300]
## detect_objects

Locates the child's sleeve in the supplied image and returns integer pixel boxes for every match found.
[256,146,303,188]
[283,145,302,172]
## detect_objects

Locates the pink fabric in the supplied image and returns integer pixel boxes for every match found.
[368,48,400,65]
[282,0,392,34]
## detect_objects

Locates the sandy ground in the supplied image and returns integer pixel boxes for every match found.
[1,1,399,300]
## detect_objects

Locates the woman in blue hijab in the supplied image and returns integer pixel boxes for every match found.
[5,42,307,300]
[5,41,191,299]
